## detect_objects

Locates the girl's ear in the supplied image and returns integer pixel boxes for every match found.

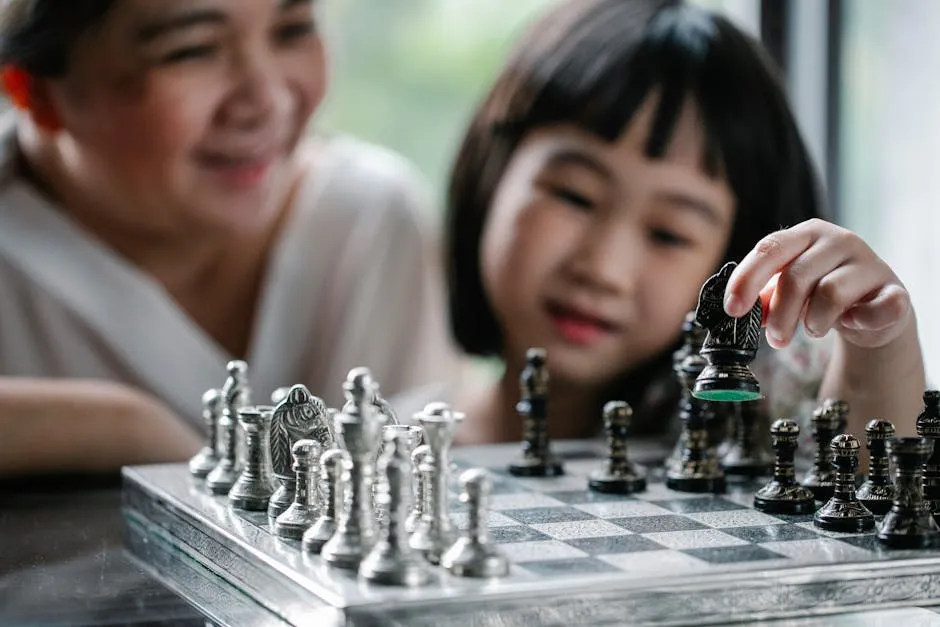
[1,66,62,133]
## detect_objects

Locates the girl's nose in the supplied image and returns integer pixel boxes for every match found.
[565,221,641,297]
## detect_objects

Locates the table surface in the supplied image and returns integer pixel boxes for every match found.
[6,471,940,627]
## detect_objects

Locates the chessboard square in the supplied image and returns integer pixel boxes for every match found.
[502,506,598,525]
[568,534,664,555]
[723,524,822,544]
[450,510,520,531]
[632,483,710,501]
[490,525,552,544]
[489,492,567,511]
[684,509,788,529]
[572,500,674,519]
[498,540,588,563]
[682,545,788,564]
[598,550,711,574]
[759,538,876,562]
[609,515,708,534]
[529,519,633,540]
[512,475,591,492]
[794,521,870,538]
[649,497,749,514]
[544,490,626,504]
[642,529,750,550]
[518,557,622,577]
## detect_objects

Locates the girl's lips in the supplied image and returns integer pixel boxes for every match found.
[198,154,276,188]
[545,301,620,346]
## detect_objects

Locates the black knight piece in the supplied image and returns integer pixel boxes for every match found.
[856,419,896,515]
[916,390,940,520]
[268,385,332,520]
[877,437,940,549]
[509,348,564,477]
[692,262,763,402]
[753,419,815,514]
[589,401,646,494]
[801,401,843,501]
[813,434,875,533]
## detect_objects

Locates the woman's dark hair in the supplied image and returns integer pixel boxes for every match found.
[0,0,117,77]
[445,0,825,359]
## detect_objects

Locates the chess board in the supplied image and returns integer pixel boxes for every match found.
[122,440,940,627]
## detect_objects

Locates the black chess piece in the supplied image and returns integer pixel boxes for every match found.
[801,401,842,501]
[666,348,725,493]
[877,437,940,549]
[916,390,940,520]
[754,419,815,514]
[667,313,713,471]
[856,419,896,515]
[509,348,564,477]
[813,434,875,532]
[691,262,763,403]
[589,401,646,494]
[720,400,773,478]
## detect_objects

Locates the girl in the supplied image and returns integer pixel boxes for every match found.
[0,0,458,475]
[445,0,924,451]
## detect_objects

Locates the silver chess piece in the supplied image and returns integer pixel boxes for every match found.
[374,425,423,520]
[274,439,322,540]
[589,401,646,494]
[441,468,510,578]
[341,366,400,427]
[360,430,431,586]
[206,361,252,494]
[406,444,431,534]
[189,388,223,478]
[271,386,290,406]
[813,434,875,532]
[268,385,332,520]
[410,403,463,564]
[229,406,277,511]
[857,419,896,515]
[302,448,348,554]
[321,369,385,570]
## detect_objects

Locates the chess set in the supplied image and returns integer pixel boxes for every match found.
[123,263,940,626]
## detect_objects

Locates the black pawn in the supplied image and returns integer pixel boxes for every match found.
[509,348,564,477]
[720,401,774,478]
[754,419,815,515]
[877,437,940,549]
[813,434,874,532]
[856,419,896,515]
[801,402,842,501]
[916,390,940,520]
[589,401,646,494]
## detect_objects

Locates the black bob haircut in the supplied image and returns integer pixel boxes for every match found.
[445,0,825,358]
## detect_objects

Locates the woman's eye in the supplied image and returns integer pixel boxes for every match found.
[549,186,595,210]
[160,45,217,65]
[276,20,316,42]
[651,228,691,247]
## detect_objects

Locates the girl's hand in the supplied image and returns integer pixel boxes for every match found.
[723,218,912,350]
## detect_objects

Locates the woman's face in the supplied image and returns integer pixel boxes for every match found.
[44,0,326,234]
[480,95,736,387]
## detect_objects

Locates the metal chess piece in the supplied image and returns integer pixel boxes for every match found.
[813,434,874,532]
[666,312,709,473]
[410,403,463,564]
[205,399,243,495]
[302,448,348,554]
[916,390,940,519]
[189,388,223,478]
[720,401,773,478]
[341,366,400,427]
[406,444,431,534]
[857,419,896,515]
[360,430,431,586]
[509,348,564,477]
[691,262,763,402]
[274,440,322,540]
[754,419,815,514]
[801,402,842,501]
[589,401,646,494]
[666,348,725,493]
[321,370,385,570]
[877,437,940,549]
[268,385,332,520]
[441,468,510,578]
[271,386,290,406]
[229,406,277,511]
[374,425,423,522]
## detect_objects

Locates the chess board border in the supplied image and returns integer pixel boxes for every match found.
[123,459,940,627]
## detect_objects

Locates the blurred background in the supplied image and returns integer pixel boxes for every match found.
[316,0,940,383]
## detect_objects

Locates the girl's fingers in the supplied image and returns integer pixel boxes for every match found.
[801,263,887,338]
[839,284,911,332]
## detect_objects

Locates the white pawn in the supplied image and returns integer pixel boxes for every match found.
[274,440,321,540]
[441,468,509,578]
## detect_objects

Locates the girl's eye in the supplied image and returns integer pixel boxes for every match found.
[549,186,595,211]
[276,20,316,42]
[160,45,217,65]
[651,228,692,247]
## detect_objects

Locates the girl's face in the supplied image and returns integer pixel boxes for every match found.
[44,0,326,234]
[481,96,735,386]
